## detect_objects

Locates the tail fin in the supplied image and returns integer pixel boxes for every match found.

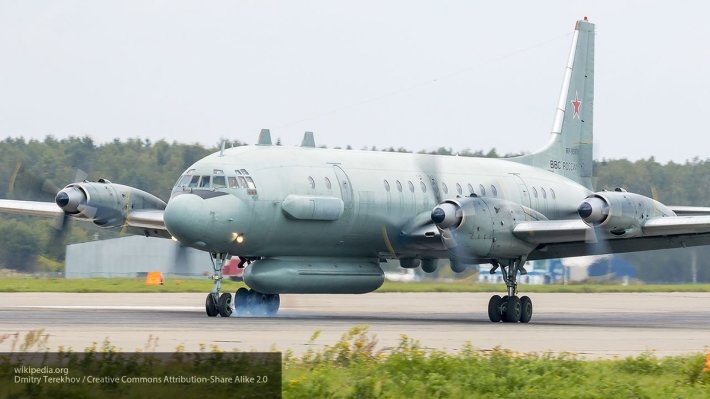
[512,18,595,190]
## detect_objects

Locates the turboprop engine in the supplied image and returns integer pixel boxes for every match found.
[55,180,166,227]
[577,189,676,237]
[431,196,546,262]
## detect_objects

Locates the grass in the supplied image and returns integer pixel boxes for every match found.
[0,276,709,293]
[3,328,709,398]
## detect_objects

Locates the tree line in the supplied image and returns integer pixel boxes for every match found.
[0,136,708,282]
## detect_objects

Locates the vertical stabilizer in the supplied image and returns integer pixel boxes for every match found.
[512,18,595,189]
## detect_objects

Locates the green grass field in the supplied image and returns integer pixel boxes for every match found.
[0,277,708,293]
[3,327,709,398]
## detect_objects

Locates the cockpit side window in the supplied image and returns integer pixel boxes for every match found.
[213,175,226,188]
[237,176,247,187]
[176,175,192,187]
[199,175,211,188]
[245,177,256,189]
[228,176,238,188]
[188,175,200,188]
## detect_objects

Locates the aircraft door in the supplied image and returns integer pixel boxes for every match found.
[333,165,353,211]
[509,173,531,208]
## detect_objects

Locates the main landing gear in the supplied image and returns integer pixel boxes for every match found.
[487,258,533,323]
[204,253,280,317]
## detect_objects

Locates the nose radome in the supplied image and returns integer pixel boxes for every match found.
[164,194,209,244]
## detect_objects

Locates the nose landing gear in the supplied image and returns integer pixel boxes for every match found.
[203,253,280,317]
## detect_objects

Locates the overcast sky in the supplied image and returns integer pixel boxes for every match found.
[1,1,709,162]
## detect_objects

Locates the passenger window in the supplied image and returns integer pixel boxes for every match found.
[479,184,486,196]
[308,176,315,189]
[532,186,538,198]
[199,176,211,188]
[384,179,390,192]
[456,183,462,195]
[442,182,448,194]
[237,176,247,187]
[213,175,226,188]
[396,180,403,192]
[420,181,427,193]
[188,175,200,188]
[228,176,238,188]
[467,184,474,194]
[491,185,497,197]
[325,177,332,189]
[408,181,415,192]
[245,177,257,189]
[541,187,547,199]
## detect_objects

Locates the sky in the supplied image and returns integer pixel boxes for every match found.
[1,1,709,163]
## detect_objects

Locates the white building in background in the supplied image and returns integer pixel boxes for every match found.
[65,236,209,279]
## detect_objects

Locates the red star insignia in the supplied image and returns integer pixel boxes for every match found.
[571,91,582,119]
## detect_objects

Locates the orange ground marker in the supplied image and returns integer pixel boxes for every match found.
[145,271,164,286]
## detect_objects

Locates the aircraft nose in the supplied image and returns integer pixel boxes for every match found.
[164,194,210,245]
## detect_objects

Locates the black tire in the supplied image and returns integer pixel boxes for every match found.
[520,296,533,323]
[205,293,218,317]
[487,295,502,322]
[235,287,249,315]
[265,294,280,316]
[504,296,521,323]
[217,292,233,317]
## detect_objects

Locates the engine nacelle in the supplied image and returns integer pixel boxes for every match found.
[577,190,675,236]
[55,181,166,227]
[243,258,384,294]
[431,197,545,260]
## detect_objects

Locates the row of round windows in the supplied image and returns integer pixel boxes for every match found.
[307,176,556,200]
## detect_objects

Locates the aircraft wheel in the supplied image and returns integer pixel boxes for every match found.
[205,294,218,317]
[520,296,533,323]
[217,293,233,317]
[235,287,250,315]
[265,294,280,316]
[487,295,503,322]
[503,296,522,323]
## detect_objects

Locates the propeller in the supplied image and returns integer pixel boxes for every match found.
[415,153,470,273]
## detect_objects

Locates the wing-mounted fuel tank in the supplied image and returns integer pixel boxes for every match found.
[55,181,166,227]
[243,257,384,294]
[577,189,676,237]
[432,196,547,260]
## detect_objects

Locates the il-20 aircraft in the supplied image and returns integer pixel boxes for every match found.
[3,18,710,323]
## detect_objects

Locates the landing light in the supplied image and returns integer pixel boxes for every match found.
[171,236,178,242]
[232,232,245,244]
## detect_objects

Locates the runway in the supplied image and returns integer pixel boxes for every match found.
[1,292,708,358]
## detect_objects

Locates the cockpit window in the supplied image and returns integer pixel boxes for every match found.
[240,169,249,175]
[237,176,247,187]
[235,169,242,175]
[228,176,238,188]
[213,175,226,188]
[188,175,200,188]
[245,176,256,189]
[213,169,224,174]
[176,175,191,187]
[199,175,211,188]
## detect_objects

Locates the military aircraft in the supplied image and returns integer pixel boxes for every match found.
[3,18,710,323]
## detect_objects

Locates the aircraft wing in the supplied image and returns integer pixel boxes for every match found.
[668,206,710,216]
[0,199,64,217]
[513,217,710,260]
[0,199,168,232]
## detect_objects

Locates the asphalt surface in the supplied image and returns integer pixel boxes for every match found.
[0,292,708,358]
